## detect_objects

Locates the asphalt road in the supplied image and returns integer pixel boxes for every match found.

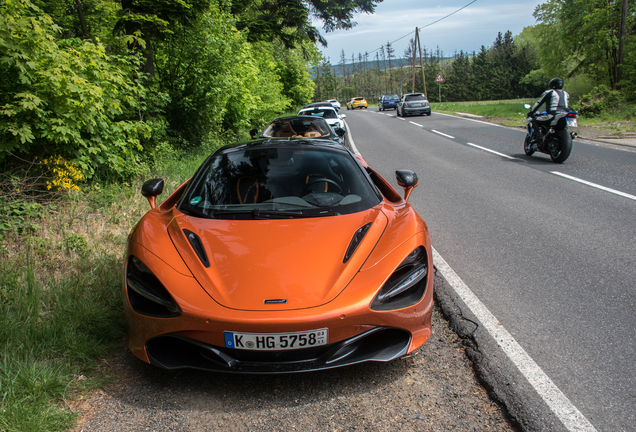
[343,108,636,432]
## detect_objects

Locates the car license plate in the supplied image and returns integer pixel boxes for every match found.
[412,103,422,107]
[567,118,578,127]
[224,328,328,351]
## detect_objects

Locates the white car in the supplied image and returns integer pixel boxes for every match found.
[298,106,346,132]
[326,99,341,110]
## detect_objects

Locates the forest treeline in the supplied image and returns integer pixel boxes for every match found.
[314,0,635,115]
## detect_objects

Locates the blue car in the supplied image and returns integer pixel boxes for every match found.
[379,94,399,111]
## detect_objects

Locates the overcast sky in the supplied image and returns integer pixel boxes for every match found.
[315,0,545,63]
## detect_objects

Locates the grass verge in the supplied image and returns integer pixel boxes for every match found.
[430,99,636,135]
[0,140,220,431]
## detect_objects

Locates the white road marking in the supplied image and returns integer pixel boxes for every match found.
[467,142,518,160]
[343,120,360,156]
[432,130,455,139]
[433,248,598,432]
[410,121,424,127]
[551,172,636,201]
[397,117,406,121]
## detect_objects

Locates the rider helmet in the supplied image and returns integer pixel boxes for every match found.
[549,77,563,89]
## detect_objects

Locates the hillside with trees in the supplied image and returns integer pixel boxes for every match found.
[314,0,635,116]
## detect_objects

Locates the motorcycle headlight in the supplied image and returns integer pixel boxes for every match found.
[370,246,428,311]
[126,256,181,318]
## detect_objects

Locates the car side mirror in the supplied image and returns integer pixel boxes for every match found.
[249,129,258,139]
[340,114,346,119]
[335,127,346,137]
[395,170,419,201]
[141,178,164,209]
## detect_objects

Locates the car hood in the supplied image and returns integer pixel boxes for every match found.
[167,208,388,311]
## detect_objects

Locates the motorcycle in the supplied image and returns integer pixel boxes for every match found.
[523,103,578,163]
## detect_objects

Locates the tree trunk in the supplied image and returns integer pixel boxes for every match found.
[616,0,628,87]
[75,0,88,39]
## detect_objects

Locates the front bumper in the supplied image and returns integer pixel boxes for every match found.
[147,327,411,373]
[124,230,434,373]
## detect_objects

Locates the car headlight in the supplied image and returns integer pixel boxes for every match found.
[370,246,428,311]
[126,256,181,317]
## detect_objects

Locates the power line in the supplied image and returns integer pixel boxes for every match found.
[363,0,478,56]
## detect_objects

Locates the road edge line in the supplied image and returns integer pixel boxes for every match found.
[432,247,598,432]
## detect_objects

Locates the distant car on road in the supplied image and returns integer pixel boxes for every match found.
[298,106,346,132]
[325,99,341,110]
[397,93,431,117]
[347,97,367,110]
[378,94,399,111]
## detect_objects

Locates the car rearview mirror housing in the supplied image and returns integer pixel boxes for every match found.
[395,170,419,201]
[141,178,164,209]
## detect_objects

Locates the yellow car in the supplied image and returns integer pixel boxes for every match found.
[347,97,367,110]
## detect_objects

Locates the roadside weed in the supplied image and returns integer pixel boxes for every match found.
[0,137,228,431]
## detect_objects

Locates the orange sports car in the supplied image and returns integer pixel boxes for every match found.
[124,138,433,373]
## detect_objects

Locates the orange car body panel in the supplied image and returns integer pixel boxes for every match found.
[124,151,433,369]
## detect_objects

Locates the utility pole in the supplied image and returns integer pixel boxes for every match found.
[410,27,427,98]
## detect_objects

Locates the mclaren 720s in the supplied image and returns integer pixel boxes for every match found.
[124,138,434,373]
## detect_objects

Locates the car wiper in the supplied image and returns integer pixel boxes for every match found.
[253,209,341,219]
[180,204,212,219]
[252,209,305,219]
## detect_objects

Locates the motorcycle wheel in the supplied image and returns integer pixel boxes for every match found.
[524,134,535,156]
[550,129,572,163]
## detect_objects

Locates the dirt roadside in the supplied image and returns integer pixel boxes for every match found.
[70,272,517,432]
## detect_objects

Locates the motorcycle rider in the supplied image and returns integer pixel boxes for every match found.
[529,77,569,146]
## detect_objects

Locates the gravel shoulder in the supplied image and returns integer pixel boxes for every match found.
[71,273,517,432]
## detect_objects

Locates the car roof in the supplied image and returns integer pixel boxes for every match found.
[303,102,334,108]
[299,106,337,112]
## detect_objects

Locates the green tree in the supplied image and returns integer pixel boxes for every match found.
[230,0,382,49]
[533,0,635,90]
[0,0,149,178]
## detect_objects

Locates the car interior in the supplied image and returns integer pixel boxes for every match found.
[262,119,333,138]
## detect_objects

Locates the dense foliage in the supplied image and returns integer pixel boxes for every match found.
[0,0,333,183]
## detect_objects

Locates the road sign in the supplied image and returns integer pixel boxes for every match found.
[435,73,445,83]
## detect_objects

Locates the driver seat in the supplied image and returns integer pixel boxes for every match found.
[274,122,297,137]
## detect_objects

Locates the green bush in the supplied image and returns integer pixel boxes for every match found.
[574,85,626,116]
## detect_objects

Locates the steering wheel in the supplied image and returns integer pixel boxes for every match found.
[300,178,343,196]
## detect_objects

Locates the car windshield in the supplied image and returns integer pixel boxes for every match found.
[299,109,338,119]
[261,118,333,138]
[386,94,398,99]
[179,144,381,219]
[405,94,426,101]
[354,98,364,101]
